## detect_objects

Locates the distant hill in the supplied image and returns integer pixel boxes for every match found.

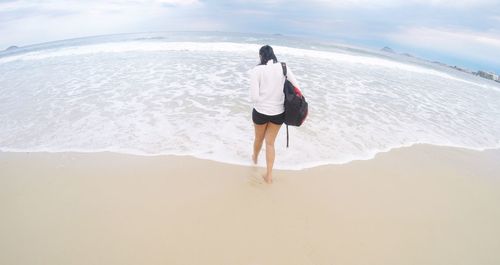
[5,45,19,51]
[381,46,416,58]
[381,46,395,53]
[379,46,498,82]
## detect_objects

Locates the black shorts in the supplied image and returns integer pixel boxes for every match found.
[252,108,285,125]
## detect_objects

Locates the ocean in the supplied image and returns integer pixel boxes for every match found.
[1,31,499,170]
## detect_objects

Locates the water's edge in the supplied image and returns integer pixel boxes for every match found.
[2,142,499,171]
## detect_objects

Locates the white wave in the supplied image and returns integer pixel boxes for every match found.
[1,41,496,91]
[1,39,500,169]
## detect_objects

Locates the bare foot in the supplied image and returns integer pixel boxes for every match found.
[263,173,273,184]
[252,153,258,164]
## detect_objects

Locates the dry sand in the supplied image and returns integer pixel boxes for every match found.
[1,144,499,265]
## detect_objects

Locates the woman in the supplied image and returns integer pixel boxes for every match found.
[249,45,300,184]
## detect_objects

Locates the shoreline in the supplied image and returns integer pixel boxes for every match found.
[1,144,500,265]
[2,142,500,170]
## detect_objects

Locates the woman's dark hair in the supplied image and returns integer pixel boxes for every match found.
[259,45,278,65]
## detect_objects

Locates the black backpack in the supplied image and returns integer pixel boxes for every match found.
[281,62,308,148]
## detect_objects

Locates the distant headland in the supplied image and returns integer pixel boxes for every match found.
[381,46,500,83]
[5,45,19,51]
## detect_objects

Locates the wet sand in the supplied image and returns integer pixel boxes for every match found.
[1,144,499,265]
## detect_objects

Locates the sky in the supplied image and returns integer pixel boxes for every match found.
[0,0,499,73]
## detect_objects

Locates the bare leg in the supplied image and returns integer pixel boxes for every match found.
[253,123,268,164]
[263,122,282,183]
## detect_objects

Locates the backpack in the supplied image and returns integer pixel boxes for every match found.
[281,62,308,148]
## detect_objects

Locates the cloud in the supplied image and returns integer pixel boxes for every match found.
[309,0,498,9]
[0,0,201,10]
[386,26,500,68]
[154,0,200,5]
[0,0,499,72]
[0,0,210,48]
[231,0,500,9]
[0,0,202,22]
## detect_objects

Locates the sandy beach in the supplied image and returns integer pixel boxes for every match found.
[1,144,499,265]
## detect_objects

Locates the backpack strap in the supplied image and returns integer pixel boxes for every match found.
[282,62,290,148]
[281,62,287,77]
[286,124,289,148]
